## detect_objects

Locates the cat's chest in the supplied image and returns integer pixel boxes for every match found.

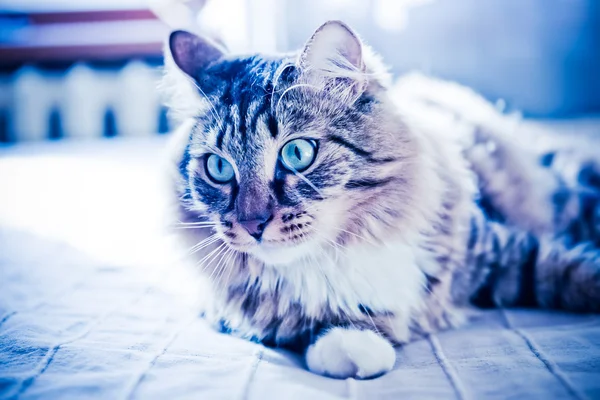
[258,241,429,320]
[212,240,436,345]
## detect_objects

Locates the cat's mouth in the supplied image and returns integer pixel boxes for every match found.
[217,209,320,265]
[221,231,319,266]
[247,239,319,266]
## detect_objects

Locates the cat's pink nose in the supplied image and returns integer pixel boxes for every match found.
[239,214,272,240]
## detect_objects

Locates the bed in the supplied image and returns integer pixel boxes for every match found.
[1,128,599,399]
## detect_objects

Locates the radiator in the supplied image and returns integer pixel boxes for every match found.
[0,62,171,143]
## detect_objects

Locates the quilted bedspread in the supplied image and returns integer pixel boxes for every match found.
[1,135,599,399]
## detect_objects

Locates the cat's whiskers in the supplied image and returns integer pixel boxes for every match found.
[286,169,325,201]
[324,236,344,264]
[175,224,218,230]
[292,186,369,249]
[176,220,218,225]
[307,225,344,263]
[175,222,218,226]
[333,226,379,247]
[197,242,226,271]
[176,224,218,228]
[312,225,348,252]
[202,244,231,286]
[219,249,239,291]
[212,247,234,289]
[211,246,229,277]
[188,234,220,255]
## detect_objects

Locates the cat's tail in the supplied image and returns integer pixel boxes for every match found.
[463,210,600,312]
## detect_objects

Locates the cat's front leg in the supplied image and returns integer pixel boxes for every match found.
[305,327,396,379]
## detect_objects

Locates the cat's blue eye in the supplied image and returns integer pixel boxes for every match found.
[280,139,317,172]
[206,154,235,183]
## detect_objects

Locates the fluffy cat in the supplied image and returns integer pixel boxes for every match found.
[162,21,600,379]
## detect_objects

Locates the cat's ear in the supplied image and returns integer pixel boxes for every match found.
[169,30,225,78]
[298,21,367,98]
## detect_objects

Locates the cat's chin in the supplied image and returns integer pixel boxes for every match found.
[248,240,319,267]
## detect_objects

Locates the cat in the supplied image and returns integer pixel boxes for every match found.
[162,21,600,379]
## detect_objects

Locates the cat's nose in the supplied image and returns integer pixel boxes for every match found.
[239,213,273,240]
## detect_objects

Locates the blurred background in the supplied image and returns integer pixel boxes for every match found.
[0,0,599,144]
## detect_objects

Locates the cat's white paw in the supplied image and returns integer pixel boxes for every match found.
[305,328,396,379]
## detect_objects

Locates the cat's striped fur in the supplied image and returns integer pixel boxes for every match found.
[163,21,600,378]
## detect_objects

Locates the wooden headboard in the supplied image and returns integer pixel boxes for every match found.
[0,9,168,68]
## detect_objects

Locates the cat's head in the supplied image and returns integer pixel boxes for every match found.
[166,21,425,266]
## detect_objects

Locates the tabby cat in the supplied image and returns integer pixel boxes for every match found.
[163,21,600,379]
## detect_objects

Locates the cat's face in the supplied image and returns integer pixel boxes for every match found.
[169,22,418,266]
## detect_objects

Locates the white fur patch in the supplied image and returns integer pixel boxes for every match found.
[255,238,426,343]
[249,240,321,266]
[306,327,396,379]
